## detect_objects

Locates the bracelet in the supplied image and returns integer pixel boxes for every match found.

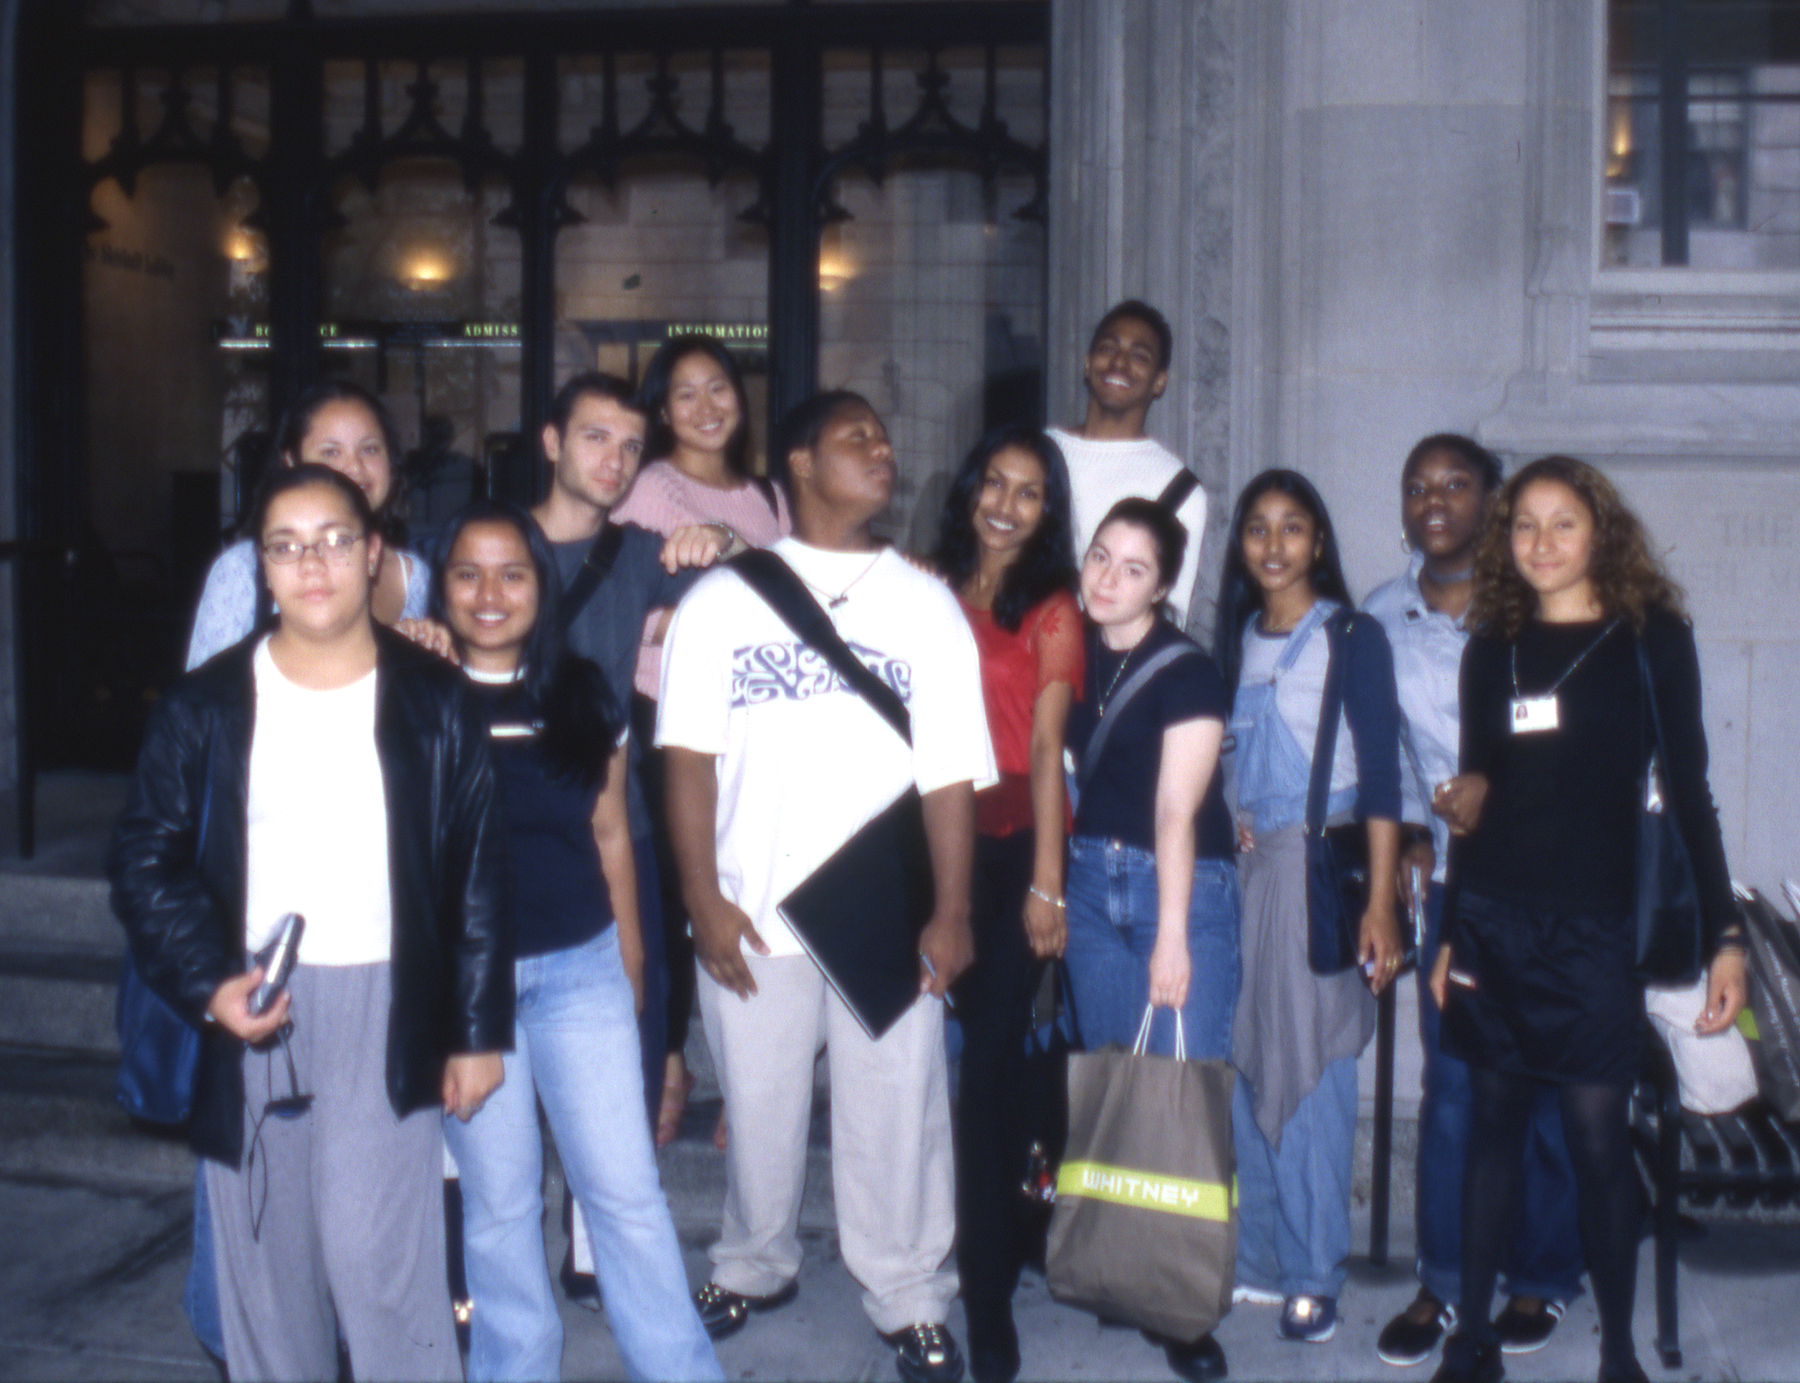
[1028,885,1066,909]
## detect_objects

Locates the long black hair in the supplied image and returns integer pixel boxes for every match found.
[248,461,378,637]
[931,425,1077,631]
[1213,469,1353,694]
[431,500,621,788]
[639,334,754,478]
[271,379,408,543]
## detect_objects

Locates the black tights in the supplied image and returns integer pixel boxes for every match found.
[1460,1068,1640,1372]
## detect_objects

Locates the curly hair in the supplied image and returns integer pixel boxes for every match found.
[1467,454,1687,640]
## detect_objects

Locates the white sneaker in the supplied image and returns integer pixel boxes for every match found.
[1232,1285,1284,1306]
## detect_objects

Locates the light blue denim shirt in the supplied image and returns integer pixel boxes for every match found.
[1362,553,1464,884]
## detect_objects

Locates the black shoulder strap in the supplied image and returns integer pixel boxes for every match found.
[558,523,625,634]
[1077,642,1201,792]
[1636,632,1671,780]
[1156,468,1200,515]
[729,548,912,747]
[750,474,781,522]
[1305,610,1355,833]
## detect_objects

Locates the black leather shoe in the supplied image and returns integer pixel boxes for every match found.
[558,1247,601,1313]
[1378,1289,1456,1367]
[1431,1332,1503,1383]
[1164,1332,1228,1381]
[881,1322,966,1383]
[693,1279,799,1340]
[1492,1297,1564,1355]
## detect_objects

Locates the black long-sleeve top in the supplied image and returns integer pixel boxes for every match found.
[1454,609,1735,950]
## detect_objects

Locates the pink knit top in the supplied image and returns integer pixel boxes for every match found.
[612,460,792,697]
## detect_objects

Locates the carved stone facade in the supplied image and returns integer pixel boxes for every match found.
[7,0,1800,913]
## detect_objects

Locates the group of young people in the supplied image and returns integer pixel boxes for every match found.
[109,299,1746,1383]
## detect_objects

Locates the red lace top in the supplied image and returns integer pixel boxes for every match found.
[959,589,1084,838]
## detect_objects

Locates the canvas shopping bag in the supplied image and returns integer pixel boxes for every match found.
[1644,973,1759,1114]
[1045,1007,1237,1343]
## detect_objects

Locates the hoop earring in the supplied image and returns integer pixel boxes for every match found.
[1401,532,1413,553]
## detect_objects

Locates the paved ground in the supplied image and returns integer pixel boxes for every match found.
[4,777,1797,1382]
[4,1123,1799,1383]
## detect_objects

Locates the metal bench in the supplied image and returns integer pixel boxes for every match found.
[1632,1031,1800,1368]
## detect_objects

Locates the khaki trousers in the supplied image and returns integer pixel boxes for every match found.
[698,950,959,1333]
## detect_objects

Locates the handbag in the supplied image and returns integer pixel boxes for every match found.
[1303,611,1412,975]
[1016,960,1078,1271]
[114,754,213,1125]
[115,958,202,1124]
[1046,1007,1237,1343]
[1020,961,1079,1201]
[1633,635,1705,984]
[728,548,934,1038]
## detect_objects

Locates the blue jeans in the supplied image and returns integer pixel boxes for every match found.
[633,832,668,1126]
[185,1164,225,1361]
[1415,885,1585,1306]
[1063,838,1240,1060]
[1233,1054,1358,1300]
[443,928,721,1383]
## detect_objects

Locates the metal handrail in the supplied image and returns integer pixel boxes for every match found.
[1,539,53,859]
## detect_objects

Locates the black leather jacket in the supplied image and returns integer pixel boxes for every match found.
[109,627,514,1166]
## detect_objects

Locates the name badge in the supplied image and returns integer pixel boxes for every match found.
[1510,694,1559,734]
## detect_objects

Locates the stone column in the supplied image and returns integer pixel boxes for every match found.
[1047,0,1234,634]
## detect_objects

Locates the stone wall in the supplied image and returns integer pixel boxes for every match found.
[1049,0,1234,639]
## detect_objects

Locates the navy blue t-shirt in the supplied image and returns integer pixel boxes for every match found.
[1066,619,1235,859]
[470,680,614,959]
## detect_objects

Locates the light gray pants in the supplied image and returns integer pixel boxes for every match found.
[697,949,959,1334]
[205,963,459,1383]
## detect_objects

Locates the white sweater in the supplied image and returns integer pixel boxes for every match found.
[1049,427,1209,630]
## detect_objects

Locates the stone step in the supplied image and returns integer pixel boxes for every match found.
[0,873,120,949]
[0,773,130,881]
[0,1042,195,1188]
[0,942,123,1055]
[0,1044,834,1232]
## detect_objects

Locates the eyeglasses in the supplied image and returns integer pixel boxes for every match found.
[262,532,365,565]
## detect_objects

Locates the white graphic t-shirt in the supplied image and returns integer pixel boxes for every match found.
[656,538,997,956]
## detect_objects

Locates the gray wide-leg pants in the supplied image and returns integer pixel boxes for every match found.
[205,962,459,1383]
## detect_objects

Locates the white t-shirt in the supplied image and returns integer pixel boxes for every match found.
[655,538,997,957]
[1049,426,1209,631]
[245,638,392,964]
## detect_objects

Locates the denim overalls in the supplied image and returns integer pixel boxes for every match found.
[1230,599,1352,837]
[1227,597,1365,1303]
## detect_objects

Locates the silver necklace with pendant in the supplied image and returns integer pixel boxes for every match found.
[799,553,881,609]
